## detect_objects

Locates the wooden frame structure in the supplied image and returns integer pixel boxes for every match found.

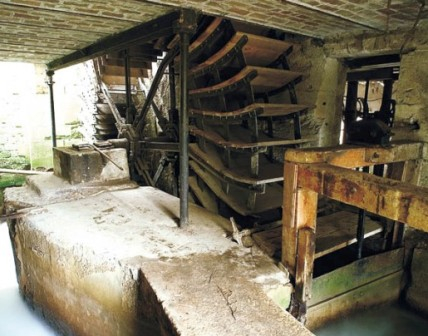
[282,141,426,321]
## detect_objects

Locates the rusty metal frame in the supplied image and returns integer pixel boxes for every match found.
[282,141,425,322]
[47,11,183,71]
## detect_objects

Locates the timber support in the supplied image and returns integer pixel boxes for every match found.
[282,141,425,322]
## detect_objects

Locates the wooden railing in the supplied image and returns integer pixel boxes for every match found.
[282,140,425,322]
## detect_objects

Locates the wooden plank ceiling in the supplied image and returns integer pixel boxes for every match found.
[0,0,427,66]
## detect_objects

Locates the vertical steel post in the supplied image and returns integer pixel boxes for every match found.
[46,70,57,148]
[169,63,177,119]
[179,31,190,227]
[124,49,133,124]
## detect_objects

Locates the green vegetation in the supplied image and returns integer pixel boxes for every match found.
[0,150,29,213]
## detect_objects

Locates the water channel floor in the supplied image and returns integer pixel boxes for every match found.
[315,303,428,336]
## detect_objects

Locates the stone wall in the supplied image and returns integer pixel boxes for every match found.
[324,25,428,184]
[0,62,94,170]
[288,40,347,147]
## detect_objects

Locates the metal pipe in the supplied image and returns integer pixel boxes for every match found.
[124,49,133,124]
[363,79,370,119]
[134,46,179,133]
[0,168,49,175]
[179,31,190,227]
[168,62,178,125]
[46,70,57,148]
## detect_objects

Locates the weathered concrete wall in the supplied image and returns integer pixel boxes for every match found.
[6,187,312,336]
[393,49,428,186]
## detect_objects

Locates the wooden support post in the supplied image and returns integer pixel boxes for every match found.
[282,161,318,275]
[281,142,424,325]
[292,226,316,323]
[282,162,299,275]
[124,49,133,124]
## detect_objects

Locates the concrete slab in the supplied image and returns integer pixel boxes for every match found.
[3,172,137,213]
[8,187,312,336]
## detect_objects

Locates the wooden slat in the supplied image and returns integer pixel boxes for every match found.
[189,17,223,54]
[189,66,302,97]
[251,66,301,92]
[309,248,404,307]
[238,32,292,66]
[103,58,152,70]
[101,65,146,77]
[101,75,138,85]
[189,103,308,119]
[189,160,283,216]
[189,143,283,186]
[252,226,281,257]
[315,211,382,258]
[190,125,313,150]
[189,31,293,77]
[252,210,383,260]
[188,176,218,214]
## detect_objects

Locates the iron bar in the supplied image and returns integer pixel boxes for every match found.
[0,168,49,175]
[47,11,181,71]
[280,54,301,139]
[124,49,133,124]
[179,31,190,227]
[168,63,178,124]
[46,70,57,148]
[175,10,197,225]
[134,46,180,133]
[139,140,179,152]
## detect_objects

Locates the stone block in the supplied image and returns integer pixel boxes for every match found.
[53,147,129,184]
[53,147,102,184]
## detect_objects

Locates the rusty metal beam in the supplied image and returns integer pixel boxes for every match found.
[47,10,182,71]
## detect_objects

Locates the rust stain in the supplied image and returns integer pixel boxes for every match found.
[398,195,412,223]
[322,173,336,196]
[342,180,361,202]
